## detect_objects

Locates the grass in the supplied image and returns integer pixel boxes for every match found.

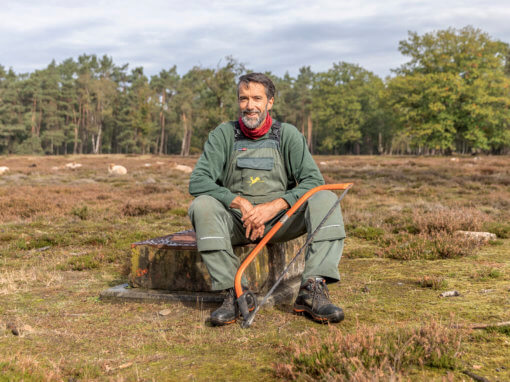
[0,154,509,381]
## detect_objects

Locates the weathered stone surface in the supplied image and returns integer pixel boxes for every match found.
[454,230,497,242]
[100,284,224,304]
[129,230,306,293]
[99,279,301,308]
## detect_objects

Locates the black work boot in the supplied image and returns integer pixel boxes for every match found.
[210,287,255,326]
[293,278,344,323]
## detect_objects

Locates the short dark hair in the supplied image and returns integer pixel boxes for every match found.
[237,73,275,100]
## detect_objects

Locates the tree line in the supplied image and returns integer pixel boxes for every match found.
[1,26,509,156]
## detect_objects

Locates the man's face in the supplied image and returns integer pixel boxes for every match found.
[238,82,274,129]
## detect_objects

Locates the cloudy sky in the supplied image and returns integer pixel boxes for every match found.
[1,0,509,79]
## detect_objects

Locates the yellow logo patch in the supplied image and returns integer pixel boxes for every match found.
[249,176,264,186]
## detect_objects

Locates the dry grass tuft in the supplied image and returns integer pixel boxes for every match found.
[418,275,448,290]
[121,200,175,216]
[0,266,63,295]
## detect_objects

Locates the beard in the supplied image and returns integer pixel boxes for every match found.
[241,106,268,129]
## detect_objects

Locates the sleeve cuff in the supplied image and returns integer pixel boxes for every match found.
[282,193,297,208]
[218,192,237,209]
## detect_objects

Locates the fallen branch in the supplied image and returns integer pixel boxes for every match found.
[452,321,510,329]
[462,369,490,382]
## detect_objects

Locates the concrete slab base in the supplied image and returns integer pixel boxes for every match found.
[100,277,301,309]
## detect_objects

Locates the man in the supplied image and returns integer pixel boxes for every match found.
[188,73,346,326]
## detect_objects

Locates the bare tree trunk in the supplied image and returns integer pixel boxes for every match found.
[73,105,80,154]
[37,110,42,136]
[378,132,383,155]
[307,115,313,154]
[159,111,165,155]
[180,112,192,156]
[93,124,102,154]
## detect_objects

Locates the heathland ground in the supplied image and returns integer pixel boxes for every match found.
[0,155,509,381]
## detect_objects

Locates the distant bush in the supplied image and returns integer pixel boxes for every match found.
[58,253,99,271]
[418,275,447,290]
[484,222,510,238]
[350,226,385,241]
[470,266,503,281]
[376,232,480,260]
[13,136,44,155]
[274,321,462,380]
[71,205,89,220]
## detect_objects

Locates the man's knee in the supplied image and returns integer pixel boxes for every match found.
[188,195,225,221]
[306,190,345,241]
[309,190,337,206]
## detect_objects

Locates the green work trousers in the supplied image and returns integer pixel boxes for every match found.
[188,190,345,291]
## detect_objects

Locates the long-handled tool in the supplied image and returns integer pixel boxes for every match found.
[235,183,353,328]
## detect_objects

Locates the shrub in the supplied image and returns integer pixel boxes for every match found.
[344,247,376,259]
[376,232,479,260]
[411,207,487,235]
[274,321,462,380]
[470,266,503,281]
[418,276,447,290]
[58,253,99,271]
[170,208,188,217]
[350,226,385,241]
[484,222,510,238]
[71,205,89,220]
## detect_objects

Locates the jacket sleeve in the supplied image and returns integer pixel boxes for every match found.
[280,124,325,207]
[188,125,237,208]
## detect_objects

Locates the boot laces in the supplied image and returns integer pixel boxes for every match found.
[310,279,331,309]
[220,288,236,309]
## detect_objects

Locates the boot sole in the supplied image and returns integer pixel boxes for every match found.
[210,318,237,326]
[293,305,344,323]
[210,306,256,326]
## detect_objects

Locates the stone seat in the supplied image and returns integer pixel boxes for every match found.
[129,230,305,294]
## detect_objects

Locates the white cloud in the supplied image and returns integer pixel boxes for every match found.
[1,0,509,77]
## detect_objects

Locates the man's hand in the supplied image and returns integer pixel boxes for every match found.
[230,196,264,240]
[242,198,289,229]
[230,196,289,241]
[245,223,265,241]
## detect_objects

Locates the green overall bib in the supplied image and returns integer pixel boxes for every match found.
[189,122,345,291]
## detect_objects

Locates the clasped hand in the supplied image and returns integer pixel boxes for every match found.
[230,196,289,241]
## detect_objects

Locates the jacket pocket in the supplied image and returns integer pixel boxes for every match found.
[236,157,274,171]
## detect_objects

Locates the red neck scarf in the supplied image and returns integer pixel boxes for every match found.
[238,113,272,139]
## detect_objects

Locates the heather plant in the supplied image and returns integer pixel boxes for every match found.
[410,207,488,235]
[376,232,480,260]
[274,321,463,381]
[418,275,448,290]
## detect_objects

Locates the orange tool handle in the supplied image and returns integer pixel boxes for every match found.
[234,183,353,298]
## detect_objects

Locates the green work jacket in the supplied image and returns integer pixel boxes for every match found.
[189,120,324,208]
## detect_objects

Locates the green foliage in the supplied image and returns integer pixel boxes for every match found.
[71,205,89,220]
[13,136,43,155]
[485,325,510,337]
[484,222,510,238]
[58,253,100,271]
[1,27,510,156]
[388,26,510,154]
[470,266,503,280]
[350,225,385,241]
